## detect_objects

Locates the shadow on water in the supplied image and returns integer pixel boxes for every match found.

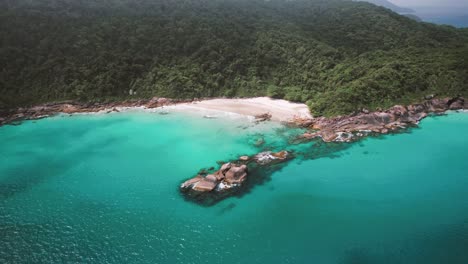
[217,202,237,215]
[182,137,355,206]
[0,156,76,200]
[0,136,122,200]
[181,124,425,207]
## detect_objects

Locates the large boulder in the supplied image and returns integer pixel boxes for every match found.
[407,104,426,114]
[180,175,203,190]
[321,130,338,142]
[192,179,217,192]
[426,98,450,112]
[224,165,248,184]
[180,163,249,197]
[449,97,465,110]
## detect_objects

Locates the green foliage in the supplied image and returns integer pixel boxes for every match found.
[1,0,467,116]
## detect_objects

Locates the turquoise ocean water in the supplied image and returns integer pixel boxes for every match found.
[1,110,468,263]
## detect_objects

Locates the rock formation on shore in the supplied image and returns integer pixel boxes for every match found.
[180,150,291,204]
[254,112,272,122]
[0,97,187,126]
[293,97,467,143]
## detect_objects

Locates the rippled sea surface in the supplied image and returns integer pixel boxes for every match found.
[1,111,468,264]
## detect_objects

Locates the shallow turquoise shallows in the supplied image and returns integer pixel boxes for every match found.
[1,111,468,264]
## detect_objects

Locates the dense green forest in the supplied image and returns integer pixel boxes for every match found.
[1,0,468,116]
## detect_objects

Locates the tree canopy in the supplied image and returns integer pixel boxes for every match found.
[1,0,467,116]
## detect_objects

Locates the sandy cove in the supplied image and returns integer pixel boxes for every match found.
[180,96,468,205]
[0,97,312,126]
[2,96,467,144]
[170,97,312,122]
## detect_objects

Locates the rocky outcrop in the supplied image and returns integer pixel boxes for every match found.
[180,150,292,204]
[0,97,188,126]
[294,97,466,143]
[253,150,291,165]
[180,163,248,199]
[254,112,272,122]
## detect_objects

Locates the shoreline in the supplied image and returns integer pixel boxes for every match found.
[180,96,468,205]
[2,95,467,206]
[0,97,312,126]
[1,96,467,143]
[293,96,468,143]
[169,97,312,122]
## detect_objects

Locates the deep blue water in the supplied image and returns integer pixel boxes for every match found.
[1,111,468,263]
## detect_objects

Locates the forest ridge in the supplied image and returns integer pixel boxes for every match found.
[1,0,467,116]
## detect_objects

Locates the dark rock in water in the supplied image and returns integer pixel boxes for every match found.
[180,163,248,202]
[180,150,292,205]
[254,138,265,146]
[203,115,218,119]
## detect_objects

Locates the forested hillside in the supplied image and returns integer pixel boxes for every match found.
[1,0,468,116]
[356,0,414,13]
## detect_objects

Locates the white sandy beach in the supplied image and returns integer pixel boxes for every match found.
[166,97,312,122]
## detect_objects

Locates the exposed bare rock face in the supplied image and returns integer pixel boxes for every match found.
[293,97,466,143]
[180,151,292,205]
[254,150,291,165]
[0,97,189,126]
[180,163,248,202]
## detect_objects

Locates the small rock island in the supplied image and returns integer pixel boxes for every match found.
[180,151,291,205]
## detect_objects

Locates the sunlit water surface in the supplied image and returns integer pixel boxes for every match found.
[1,110,468,263]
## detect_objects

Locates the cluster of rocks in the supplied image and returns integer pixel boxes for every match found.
[0,97,186,126]
[180,150,291,203]
[254,112,272,122]
[253,150,290,165]
[181,163,248,195]
[293,97,467,143]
